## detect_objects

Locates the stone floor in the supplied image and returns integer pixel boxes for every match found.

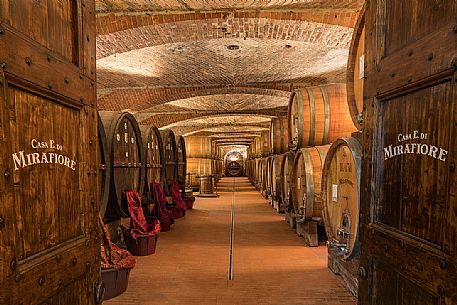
[105,177,356,305]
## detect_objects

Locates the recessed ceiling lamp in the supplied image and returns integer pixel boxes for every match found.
[227,44,240,50]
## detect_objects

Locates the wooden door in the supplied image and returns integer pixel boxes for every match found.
[0,1,100,304]
[359,1,457,304]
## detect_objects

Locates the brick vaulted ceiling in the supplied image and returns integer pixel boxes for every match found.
[95,0,364,142]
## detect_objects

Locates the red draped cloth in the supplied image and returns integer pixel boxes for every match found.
[151,182,174,229]
[99,215,136,270]
[124,190,161,239]
[169,180,187,213]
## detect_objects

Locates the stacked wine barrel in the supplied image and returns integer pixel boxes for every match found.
[287,84,355,150]
[246,138,259,186]
[212,143,223,181]
[265,116,290,208]
[292,145,330,245]
[321,7,365,297]
[269,154,284,212]
[280,151,296,219]
[184,136,215,191]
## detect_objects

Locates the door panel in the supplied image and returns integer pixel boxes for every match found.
[0,1,99,304]
[359,0,457,304]
[378,85,450,245]
[372,260,440,305]
[4,0,79,64]
[9,86,82,258]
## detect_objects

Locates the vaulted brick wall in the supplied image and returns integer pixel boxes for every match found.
[94,1,364,146]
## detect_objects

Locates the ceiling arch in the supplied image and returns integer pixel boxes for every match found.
[97,17,353,60]
[164,115,271,128]
[97,86,290,112]
[97,37,350,90]
[94,2,364,147]
[96,0,363,15]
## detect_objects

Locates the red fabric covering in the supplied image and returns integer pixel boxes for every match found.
[178,175,195,209]
[99,215,136,270]
[169,180,187,213]
[151,182,174,230]
[124,190,161,239]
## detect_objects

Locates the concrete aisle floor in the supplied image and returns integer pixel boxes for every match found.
[105,177,356,305]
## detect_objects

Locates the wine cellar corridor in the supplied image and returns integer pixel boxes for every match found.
[0,1,456,304]
[105,177,356,305]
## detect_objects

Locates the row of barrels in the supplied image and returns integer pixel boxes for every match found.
[247,134,361,257]
[98,111,187,219]
[248,1,364,159]
[249,81,359,161]
[246,7,365,251]
[246,10,365,296]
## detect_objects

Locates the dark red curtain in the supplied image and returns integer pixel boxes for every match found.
[151,182,174,227]
[170,180,187,213]
[124,190,161,239]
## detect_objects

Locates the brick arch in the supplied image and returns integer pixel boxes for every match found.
[176,126,269,137]
[96,1,363,15]
[136,107,285,129]
[96,13,355,59]
[140,113,271,128]
[98,86,290,112]
[166,114,272,127]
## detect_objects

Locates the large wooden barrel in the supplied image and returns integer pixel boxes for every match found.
[260,130,270,157]
[140,125,164,188]
[322,137,361,258]
[280,151,296,211]
[292,145,330,221]
[226,160,243,176]
[287,84,356,150]
[176,135,187,180]
[253,158,259,186]
[186,158,212,187]
[257,157,266,191]
[265,156,274,197]
[261,157,270,197]
[98,114,111,215]
[184,135,212,158]
[248,141,257,159]
[218,158,224,180]
[270,154,284,202]
[160,129,178,185]
[346,6,365,130]
[100,111,144,218]
[269,116,289,154]
[249,159,255,181]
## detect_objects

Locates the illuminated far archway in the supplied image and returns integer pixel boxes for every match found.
[224,148,247,177]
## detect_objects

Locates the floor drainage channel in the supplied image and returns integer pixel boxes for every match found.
[228,178,236,280]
